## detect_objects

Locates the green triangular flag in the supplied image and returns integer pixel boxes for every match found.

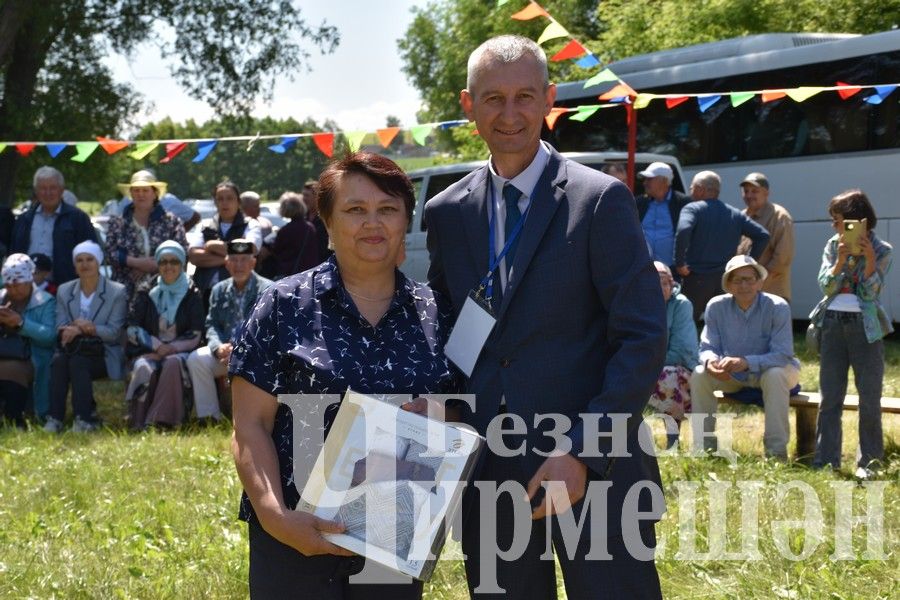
[344,131,367,152]
[583,68,618,89]
[569,105,601,122]
[0,143,6,154]
[730,92,755,107]
[410,125,433,146]
[130,142,159,160]
[71,142,99,163]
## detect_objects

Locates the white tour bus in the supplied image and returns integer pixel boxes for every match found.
[403,152,686,283]
[549,29,900,320]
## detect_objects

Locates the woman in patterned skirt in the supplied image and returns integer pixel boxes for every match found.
[649,262,699,448]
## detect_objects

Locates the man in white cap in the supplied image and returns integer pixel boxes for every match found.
[736,172,794,302]
[635,161,691,267]
[689,255,799,459]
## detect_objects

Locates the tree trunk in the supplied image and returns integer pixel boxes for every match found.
[0,0,32,69]
[0,7,60,207]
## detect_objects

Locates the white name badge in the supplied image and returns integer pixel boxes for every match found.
[444,291,496,377]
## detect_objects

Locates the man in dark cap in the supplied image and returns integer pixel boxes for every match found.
[736,172,794,302]
[187,239,272,423]
[30,253,56,295]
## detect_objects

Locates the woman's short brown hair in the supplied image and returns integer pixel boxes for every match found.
[316,152,415,224]
[829,189,877,230]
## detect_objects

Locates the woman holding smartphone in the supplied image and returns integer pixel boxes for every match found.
[809,190,892,477]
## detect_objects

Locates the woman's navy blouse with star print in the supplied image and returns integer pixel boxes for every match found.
[229,256,459,523]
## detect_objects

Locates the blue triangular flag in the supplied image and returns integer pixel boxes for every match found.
[192,140,218,163]
[863,84,897,105]
[268,135,299,154]
[575,54,601,69]
[697,94,722,113]
[47,143,67,158]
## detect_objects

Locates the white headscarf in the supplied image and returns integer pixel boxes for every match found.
[72,240,104,266]
[2,253,35,284]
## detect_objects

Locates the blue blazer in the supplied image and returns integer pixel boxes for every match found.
[56,277,128,380]
[12,202,97,284]
[425,146,667,536]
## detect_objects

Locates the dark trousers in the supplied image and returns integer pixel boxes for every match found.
[49,352,107,421]
[680,270,724,323]
[0,380,27,427]
[815,311,885,469]
[247,520,423,600]
[462,450,662,600]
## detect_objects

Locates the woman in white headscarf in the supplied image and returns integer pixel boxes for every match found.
[0,253,56,427]
[124,240,204,430]
[44,241,129,433]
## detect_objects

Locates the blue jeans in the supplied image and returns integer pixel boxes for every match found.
[814,311,884,469]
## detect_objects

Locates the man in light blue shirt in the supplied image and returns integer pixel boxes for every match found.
[690,255,799,458]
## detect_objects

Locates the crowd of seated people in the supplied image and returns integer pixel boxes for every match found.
[0,166,328,432]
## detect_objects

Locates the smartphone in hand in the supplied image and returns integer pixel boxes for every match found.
[842,218,867,255]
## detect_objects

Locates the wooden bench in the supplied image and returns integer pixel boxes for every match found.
[714,391,900,459]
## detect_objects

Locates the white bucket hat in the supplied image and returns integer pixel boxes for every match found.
[721,255,767,291]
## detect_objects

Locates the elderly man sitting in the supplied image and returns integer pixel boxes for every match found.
[187,239,271,422]
[690,255,800,459]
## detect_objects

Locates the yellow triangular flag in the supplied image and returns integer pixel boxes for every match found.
[537,21,569,45]
[785,87,823,102]
[344,131,367,152]
[633,94,656,109]
[130,142,159,160]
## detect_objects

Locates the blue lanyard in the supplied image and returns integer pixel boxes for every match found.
[477,182,530,302]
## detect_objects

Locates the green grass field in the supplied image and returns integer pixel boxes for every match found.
[1,338,898,599]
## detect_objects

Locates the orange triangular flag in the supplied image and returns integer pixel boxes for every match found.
[376,127,401,148]
[551,39,587,62]
[160,142,188,164]
[598,82,637,100]
[15,143,36,156]
[665,96,690,109]
[761,90,787,103]
[511,2,549,20]
[836,81,862,100]
[544,107,570,130]
[97,137,129,155]
[313,132,335,158]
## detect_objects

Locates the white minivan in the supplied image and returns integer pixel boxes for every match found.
[402,152,686,282]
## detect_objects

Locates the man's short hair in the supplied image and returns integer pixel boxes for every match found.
[33,166,64,189]
[240,191,261,206]
[691,170,721,197]
[466,35,548,92]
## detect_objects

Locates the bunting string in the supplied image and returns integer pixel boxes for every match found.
[495,1,897,131]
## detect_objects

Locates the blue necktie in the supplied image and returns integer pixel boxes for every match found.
[503,183,522,272]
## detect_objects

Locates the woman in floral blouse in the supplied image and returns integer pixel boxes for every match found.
[105,170,187,303]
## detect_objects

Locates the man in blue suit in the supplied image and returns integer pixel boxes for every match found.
[425,35,667,599]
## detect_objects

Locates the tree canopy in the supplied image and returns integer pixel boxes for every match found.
[0,1,339,206]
